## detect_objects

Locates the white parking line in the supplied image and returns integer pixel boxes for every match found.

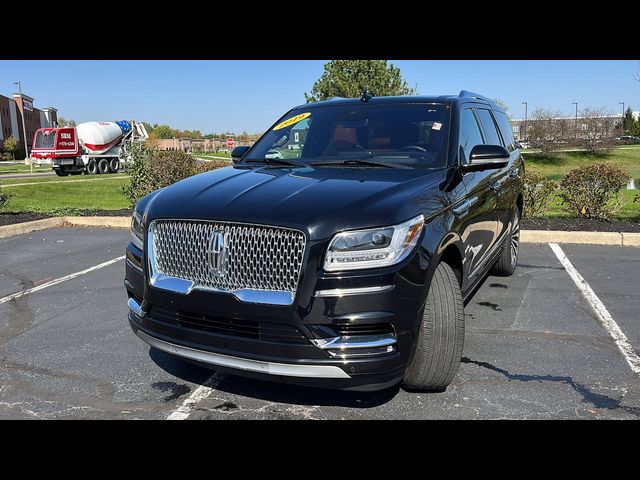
[0,256,125,305]
[166,372,223,420]
[549,243,640,375]
[1,177,128,188]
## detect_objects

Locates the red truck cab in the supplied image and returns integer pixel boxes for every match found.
[31,127,80,162]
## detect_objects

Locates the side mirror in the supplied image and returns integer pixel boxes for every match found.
[231,146,250,163]
[462,144,510,172]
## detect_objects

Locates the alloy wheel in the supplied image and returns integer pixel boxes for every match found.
[510,212,520,268]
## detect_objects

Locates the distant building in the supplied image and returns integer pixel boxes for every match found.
[154,137,254,152]
[509,112,639,141]
[0,92,58,153]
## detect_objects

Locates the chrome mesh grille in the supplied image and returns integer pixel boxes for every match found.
[150,220,306,294]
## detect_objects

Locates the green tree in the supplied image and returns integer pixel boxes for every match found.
[153,124,177,139]
[493,99,509,115]
[142,122,154,133]
[305,60,416,102]
[623,106,636,135]
[57,117,77,128]
[3,135,17,160]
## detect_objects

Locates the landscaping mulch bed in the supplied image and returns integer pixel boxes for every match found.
[0,209,134,227]
[0,212,53,226]
[522,217,640,233]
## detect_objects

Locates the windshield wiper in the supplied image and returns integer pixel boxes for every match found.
[243,157,308,168]
[310,158,413,169]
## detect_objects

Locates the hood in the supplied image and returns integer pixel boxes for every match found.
[144,165,444,240]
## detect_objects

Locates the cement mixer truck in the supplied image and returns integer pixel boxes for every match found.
[31,120,149,176]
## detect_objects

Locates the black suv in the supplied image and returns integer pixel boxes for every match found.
[125,91,524,392]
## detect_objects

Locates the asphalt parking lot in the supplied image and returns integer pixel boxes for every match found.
[1,227,639,419]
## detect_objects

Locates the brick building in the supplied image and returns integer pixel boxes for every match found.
[154,137,253,152]
[0,91,58,155]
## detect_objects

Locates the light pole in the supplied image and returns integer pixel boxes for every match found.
[572,102,578,142]
[13,81,31,173]
[521,101,528,142]
[619,101,625,135]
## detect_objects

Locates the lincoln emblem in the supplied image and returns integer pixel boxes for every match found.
[207,230,227,276]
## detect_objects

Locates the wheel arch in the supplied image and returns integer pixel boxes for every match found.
[434,232,464,287]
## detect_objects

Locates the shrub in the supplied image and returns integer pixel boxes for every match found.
[121,147,230,206]
[523,169,557,218]
[120,143,153,205]
[193,159,232,174]
[0,186,11,210]
[559,163,630,219]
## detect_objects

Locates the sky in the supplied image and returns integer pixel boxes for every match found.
[0,60,638,133]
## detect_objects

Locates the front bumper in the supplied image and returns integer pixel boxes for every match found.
[125,236,431,391]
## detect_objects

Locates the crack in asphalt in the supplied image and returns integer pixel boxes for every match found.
[478,301,502,312]
[461,357,640,417]
[151,382,192,402]
[0,269,35,348]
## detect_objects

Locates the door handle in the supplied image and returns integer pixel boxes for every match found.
[452,196,478,216]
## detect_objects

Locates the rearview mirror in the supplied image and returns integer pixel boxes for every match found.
[461,144,510,172]
[231,146,251,163]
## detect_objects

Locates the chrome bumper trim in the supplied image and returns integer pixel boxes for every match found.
[311,333,397,350]
[149,273,294,305]
[127,297,145,317]
[134,330,351,379]
[314,285,395,298]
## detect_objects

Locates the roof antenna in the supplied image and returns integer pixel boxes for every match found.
[360,90,373,103]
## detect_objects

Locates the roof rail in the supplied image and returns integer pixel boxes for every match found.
[458,90,492,102]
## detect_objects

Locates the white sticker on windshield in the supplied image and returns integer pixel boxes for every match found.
[432,122,442,131]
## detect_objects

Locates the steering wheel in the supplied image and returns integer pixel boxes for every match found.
[399,145,427,152]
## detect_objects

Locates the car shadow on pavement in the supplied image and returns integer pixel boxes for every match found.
[149,347,400,408]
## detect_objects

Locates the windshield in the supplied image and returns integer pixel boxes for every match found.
[246,103,450,168]
[34,130,56,149]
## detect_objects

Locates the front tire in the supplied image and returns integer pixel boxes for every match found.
[402,262,465,392]
[491,208,521,277]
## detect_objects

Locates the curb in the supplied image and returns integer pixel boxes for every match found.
[0,215,132,239]
[0,216,639,247]
[0,217,64,238]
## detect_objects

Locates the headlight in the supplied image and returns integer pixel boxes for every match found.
[131,211,144,250]
[324,214,424,271]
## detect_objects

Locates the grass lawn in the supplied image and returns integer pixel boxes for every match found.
[523,145,640,181]
[0,162,52,174]
[196,152,231,159]
[2,176,130,214]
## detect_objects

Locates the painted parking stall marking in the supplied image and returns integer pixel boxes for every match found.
[549,243,640,375]
[0,256,125,305]
[166,373,224,420]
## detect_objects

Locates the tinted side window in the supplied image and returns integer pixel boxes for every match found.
[459,109,484,163]
[493,110,515,152]
[476,108,502,146]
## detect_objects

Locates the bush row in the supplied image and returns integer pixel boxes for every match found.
[524,162,630,220]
